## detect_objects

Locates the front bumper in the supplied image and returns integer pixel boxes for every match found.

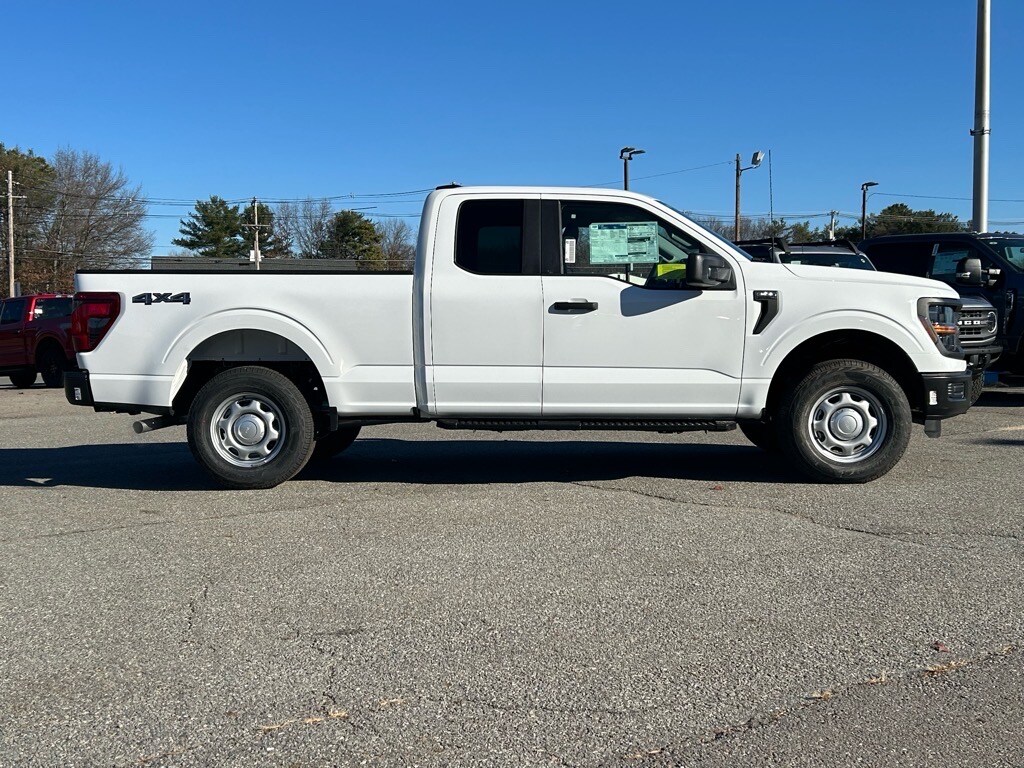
[919,371,972,420]
[962,342,1002,371]
[65,369,94,407]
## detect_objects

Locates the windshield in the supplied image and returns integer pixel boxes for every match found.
[979,237,1024,271]
[657,201,753,260]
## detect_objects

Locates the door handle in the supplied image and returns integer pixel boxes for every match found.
[550,300,598,314]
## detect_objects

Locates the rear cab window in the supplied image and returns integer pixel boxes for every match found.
[455,200,525,275]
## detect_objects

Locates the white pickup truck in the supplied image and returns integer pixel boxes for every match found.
[65,185,972,488]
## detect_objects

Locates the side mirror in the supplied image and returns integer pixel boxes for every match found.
[686,252,734,289]
[955,257,984,286]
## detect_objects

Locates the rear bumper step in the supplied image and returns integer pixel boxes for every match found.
[435,418,737,433]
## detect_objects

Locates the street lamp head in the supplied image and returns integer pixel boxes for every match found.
[620,146,635,159]
[861,181,879,191]
[751,151,765,168]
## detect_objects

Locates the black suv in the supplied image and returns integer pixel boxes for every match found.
[860,233,1019,372]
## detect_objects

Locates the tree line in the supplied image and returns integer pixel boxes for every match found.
[170,196,415,270]
[692,203,969,244]
[0,143,153,294]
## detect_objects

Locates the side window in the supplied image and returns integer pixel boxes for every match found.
[0,299,26,325]
[932,243,993,281]
[862,243,932,277]
[559,201,703,289]
[455,200,524,275]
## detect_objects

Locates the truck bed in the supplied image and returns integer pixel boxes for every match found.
[75,270,417,415]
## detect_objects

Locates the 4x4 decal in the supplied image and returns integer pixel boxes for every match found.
[132,292,191,306]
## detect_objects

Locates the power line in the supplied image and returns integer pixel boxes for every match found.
[874,191,1024,203]
[586,160,734,188]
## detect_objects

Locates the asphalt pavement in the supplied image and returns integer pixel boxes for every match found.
[0,384,1021,767]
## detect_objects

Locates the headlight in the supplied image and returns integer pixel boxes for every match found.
[917,298,962,356]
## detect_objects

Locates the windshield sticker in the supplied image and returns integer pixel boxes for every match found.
[564,238,576,264]
[589,222,659,264]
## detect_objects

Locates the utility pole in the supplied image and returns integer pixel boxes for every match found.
[252,197,262,271]
[828,210,839,241]
[971,0,990,233]
[7,170,14,297]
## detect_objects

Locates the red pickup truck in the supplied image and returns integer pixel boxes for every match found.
[0,294,75,388]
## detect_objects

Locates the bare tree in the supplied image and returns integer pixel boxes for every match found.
[26,149,153,291]
[275,199,334,258]
[375,218,416,270]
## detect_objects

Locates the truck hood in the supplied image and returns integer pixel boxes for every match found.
[777,262,959,298]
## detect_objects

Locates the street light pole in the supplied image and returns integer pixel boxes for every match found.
[734,150,764,240]
[971,0,990,232]
[861,181,879,241]
[619,146,645,190]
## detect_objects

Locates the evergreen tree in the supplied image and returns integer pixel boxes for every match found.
[319,210,383,266]
[173,196,246,259]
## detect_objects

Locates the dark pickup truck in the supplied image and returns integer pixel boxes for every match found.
[0,294,75,388]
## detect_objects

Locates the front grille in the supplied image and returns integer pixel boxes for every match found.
[958,308,997,345]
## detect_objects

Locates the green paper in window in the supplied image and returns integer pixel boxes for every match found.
[589,222,659,264]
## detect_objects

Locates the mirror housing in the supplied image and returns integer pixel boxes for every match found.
[686,252,734,289]
[955,257,984,287]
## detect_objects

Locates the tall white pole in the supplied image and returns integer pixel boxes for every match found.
[971,0,990,233]
[252,197,261,271]
[6,170,14,297]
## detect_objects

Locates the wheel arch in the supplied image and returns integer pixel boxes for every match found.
[170,327,332,422]
[765,329,923,416]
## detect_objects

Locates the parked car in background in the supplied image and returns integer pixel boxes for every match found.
[741,237,999,403]
[0,294,75,388]
[737,238,875,271]
[861,233,1023,372]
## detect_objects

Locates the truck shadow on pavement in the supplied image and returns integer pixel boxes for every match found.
[301,438,804,486]
[0,438,803,490]
[974,390,1024,408]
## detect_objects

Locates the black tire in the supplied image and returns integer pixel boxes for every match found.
[9,368,37,388]
[312,425,361,461]
[969,371,985,405]
[776,359,911,483]
[739,420,779,453]
[37,346,67,389]
[187,365,315,490]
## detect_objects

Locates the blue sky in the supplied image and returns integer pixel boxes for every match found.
[5,0,1023,252]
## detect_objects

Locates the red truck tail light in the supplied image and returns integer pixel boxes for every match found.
[71,292,121,352]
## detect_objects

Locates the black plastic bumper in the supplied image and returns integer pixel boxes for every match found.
[962,343,1002,371]
[919,371,972,420]
[64,369,94,407]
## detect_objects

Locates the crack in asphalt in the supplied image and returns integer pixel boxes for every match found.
[181,582,210,645]
[568,480,1021,552]
[654,643,1021,761]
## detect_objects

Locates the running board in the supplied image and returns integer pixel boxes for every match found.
[435,418,737,433]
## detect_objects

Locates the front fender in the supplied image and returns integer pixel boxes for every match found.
[755,309,935,375]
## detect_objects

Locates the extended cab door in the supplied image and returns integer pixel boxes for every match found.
[540,196,745,417]
[425,194,544,415]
